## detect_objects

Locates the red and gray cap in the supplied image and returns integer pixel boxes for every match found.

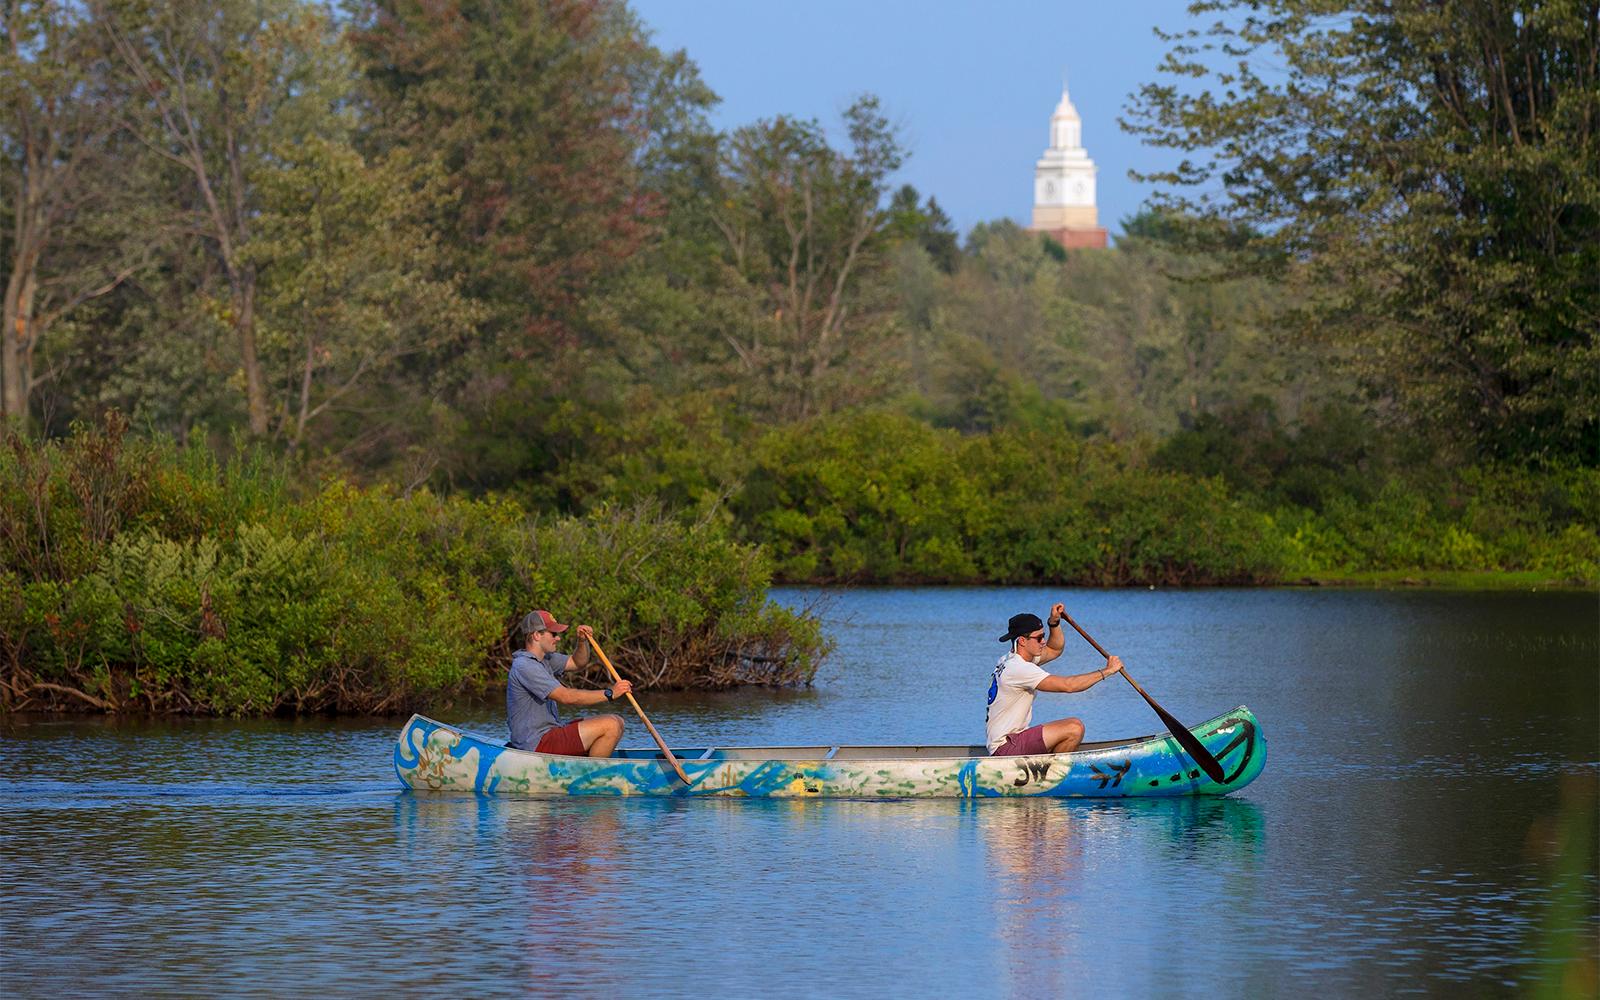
[519,609,568,636]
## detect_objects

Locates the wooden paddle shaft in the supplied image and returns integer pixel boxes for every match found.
[1058,611,1228,784]
[586,635,691,785]
[1060,613,1152,696]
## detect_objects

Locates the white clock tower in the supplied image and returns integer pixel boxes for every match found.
[1029,84,1108,249]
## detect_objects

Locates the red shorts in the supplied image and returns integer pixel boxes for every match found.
[991,724,1048,757]
[534,720,586,756]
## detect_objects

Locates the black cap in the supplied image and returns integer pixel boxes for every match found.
[998,612,1045,643]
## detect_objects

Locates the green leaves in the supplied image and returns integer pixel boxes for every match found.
[349,0,711,347]
[732,411,1279,586]
[1125,0,1600,462]
[248,137,479,450]
[707,96,908,420]
[0,418,826,712]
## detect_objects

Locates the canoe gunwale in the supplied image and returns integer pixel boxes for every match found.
[406,723,1219,765]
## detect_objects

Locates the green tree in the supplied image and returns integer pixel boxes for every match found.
[909,220,1080,433]
[247,138,479,460]
[1124,0,1600,463]
[347,0,705,350]
[1,1,154,425]
[709,96,908,421]
[101,0,353,436]
[1056,210,1308,441]
[887,184,960,274]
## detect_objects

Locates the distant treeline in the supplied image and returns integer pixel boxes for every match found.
[4,1,1597,713]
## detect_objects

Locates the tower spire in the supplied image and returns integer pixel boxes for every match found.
[1029,82,1107,249]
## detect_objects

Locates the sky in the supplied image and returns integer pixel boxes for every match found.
[631,0,1202,241]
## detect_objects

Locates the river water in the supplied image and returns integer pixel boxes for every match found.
[3,588,1596,996]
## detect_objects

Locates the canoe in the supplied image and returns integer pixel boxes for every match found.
[393,705,1265,798]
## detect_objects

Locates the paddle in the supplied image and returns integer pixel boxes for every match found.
[585,634,692,786]
[1059,612,1227,784]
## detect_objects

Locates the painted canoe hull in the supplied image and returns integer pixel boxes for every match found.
[393,706,1266,798]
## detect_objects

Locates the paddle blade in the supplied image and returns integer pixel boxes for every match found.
[1145,696,1227,783]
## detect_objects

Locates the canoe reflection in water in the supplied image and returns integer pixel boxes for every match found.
[981,796,1266,994]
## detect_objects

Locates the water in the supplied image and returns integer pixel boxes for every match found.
[3,588,1596,996]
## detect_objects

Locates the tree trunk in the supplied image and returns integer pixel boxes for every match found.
[234,275,268,435]
[2,267,37,423]
[294,332,316,448]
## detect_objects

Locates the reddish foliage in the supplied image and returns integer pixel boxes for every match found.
[349,0,667,350]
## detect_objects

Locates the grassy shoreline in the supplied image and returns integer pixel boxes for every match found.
[1287,571,1598,591]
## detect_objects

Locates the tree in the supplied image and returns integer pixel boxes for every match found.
[1057,210,1308,440]
[887,184,960,274]
[1,1,152,425]
[907,221,1082,434]
[1124,0,1600,463]
[100,0,353,436]
[892,213,1329,440]
[710,95,907,421]
[347,0,697,351]
[247,139,479,457]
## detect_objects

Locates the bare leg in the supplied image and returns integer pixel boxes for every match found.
[578,715,625,758]
[1040,717,1085,753]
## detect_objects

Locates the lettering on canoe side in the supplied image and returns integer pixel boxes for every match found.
[1013,761,1052,787]
[1090,760,1132,789]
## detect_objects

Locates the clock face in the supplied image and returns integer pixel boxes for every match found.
[1072,180,1086,198]
[1044,181,1056,198]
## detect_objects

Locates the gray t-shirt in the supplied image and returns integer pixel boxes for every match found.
[507,649,571,749]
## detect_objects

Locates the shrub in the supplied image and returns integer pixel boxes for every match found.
[737,411,986,582]
[0,420,828,715]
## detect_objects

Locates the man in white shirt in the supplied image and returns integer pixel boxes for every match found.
[986,602,1124,756]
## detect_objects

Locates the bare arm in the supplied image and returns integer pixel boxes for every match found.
[1036,655,1124,693]
[568,624,594,669]
[1035,601,1068,665]
[547,627,620,706]
[547,678,632,707]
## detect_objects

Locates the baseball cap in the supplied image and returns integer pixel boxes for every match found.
[997,612,1045,642]
[520,610,569,636]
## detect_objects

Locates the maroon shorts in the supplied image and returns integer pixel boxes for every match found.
[991,724,1048,757]
[534,720,586,756]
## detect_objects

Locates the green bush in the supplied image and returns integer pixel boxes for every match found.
[4,408,1592,717]
[735,413,1282,585]
[0,419,827,715]
[530,504,825,687]
[737,411,986,582]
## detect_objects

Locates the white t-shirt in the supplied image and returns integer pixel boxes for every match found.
[985,651,1051,752]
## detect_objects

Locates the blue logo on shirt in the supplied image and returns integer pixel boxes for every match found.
[985,660,1004,722]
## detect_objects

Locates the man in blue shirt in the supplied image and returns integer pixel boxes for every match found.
[506,609,633,756]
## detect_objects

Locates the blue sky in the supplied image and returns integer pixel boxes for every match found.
[631,0,1201,240]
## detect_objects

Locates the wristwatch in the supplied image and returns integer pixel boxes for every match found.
[603,687,615,701]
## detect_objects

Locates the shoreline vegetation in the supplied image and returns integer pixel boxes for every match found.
[1,415,1593,716]
[0,416,828,715]
[6,1,1595,715]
